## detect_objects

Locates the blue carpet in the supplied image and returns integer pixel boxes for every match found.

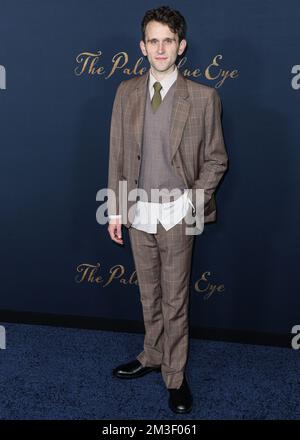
[0,323,299,419]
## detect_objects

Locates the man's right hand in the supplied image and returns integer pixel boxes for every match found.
[107,219,124,245]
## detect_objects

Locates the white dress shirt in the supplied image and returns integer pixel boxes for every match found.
[109,65,195,233]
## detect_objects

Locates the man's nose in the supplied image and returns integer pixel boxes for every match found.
[157,42,165,53]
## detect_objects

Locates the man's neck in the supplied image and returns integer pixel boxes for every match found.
[150,64,176,82]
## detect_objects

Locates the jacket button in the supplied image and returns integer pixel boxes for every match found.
[135,179,138,184]
[137,155,140,160]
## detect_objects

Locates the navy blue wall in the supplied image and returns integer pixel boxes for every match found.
[1,1,299,335]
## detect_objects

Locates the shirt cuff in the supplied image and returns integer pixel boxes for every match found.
[109,215,122,221]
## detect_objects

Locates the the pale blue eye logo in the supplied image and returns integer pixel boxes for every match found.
[0,65,6,90]
[0,326,6,350]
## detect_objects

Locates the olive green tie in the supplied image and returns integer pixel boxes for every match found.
[151,81,162,112]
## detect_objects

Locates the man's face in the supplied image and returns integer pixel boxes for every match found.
[140,20,186,76]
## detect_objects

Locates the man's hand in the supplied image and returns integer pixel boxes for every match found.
[107,219,124,245]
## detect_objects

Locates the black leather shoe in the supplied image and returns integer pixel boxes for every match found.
[112,359,161,379]
[168,374,193,414]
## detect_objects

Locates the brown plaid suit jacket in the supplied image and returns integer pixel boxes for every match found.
[107,68,228,229]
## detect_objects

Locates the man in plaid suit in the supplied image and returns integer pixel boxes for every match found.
[107,6,228,414]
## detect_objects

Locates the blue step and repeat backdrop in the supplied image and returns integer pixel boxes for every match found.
[0,1,299,338]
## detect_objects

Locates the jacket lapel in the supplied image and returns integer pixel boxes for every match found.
[131,70,149,153]
[169,69,190,160]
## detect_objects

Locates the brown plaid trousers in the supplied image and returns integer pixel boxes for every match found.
[129,213,195,389]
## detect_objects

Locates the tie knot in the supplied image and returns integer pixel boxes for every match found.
[153,81,162,92]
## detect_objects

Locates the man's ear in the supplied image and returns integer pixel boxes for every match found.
[178,39,187,56]
[140,40,147,56]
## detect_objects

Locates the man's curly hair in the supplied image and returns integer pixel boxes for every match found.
[141,5,187,43]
